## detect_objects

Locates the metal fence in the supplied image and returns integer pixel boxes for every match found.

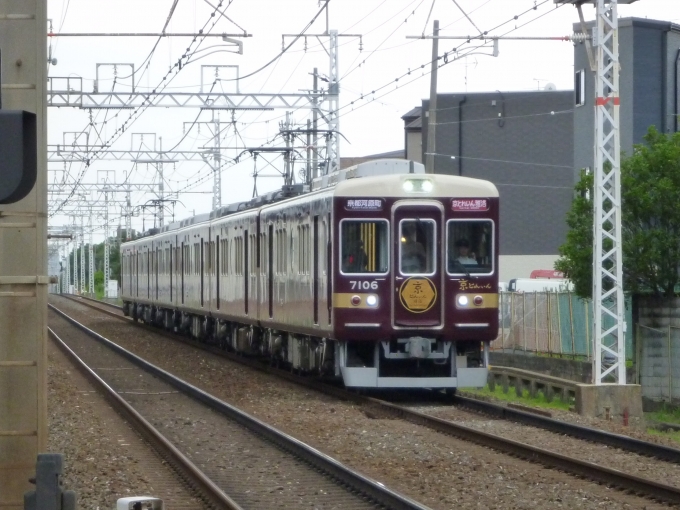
[494,291,633,360]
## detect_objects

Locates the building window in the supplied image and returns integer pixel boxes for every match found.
[575,69,585,107]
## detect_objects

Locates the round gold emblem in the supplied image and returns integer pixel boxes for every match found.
[399,277,437,313]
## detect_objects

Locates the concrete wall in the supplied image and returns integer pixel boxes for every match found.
[637,296,680,404]
[573,18,680,177]
[490,351,592,383]
[490,351,636,385]
[422,91,574,263]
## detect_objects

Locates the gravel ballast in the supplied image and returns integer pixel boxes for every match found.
[49,296,672,509]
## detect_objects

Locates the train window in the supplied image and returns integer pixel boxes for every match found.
[220,239,228,275]
[340,220,389,275]
[235,237,243,276]
[447,219,494,275]
[297,224,311,275]
[275,228,288,274]
[399,219,436,275]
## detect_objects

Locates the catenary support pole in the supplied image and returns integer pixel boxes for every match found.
[592,0,626,384]
[425,20,439,174]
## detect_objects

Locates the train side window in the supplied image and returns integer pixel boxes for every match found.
[399,219,436,276]
[340,219,389,275]
[446,219,494,275]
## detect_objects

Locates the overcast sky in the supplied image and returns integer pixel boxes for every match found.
[46,0,678,237]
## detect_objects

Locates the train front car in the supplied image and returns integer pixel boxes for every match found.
[333,173,499,389]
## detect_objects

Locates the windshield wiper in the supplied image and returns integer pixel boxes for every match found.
[452,259,472,279]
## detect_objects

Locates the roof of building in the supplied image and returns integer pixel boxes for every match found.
[401,106,422,121]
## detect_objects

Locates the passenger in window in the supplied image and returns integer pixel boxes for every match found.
[455,238,477,265]
[343,239,367,273]
[401,223,427,273]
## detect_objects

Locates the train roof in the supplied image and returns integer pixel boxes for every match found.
[333,173,499,198]
[123,160,496,244]
[311,159,424,190]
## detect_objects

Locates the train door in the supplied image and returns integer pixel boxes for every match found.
[313,215,319,324]
[392,203,443,328]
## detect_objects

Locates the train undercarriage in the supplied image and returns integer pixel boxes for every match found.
[124,301,489,390]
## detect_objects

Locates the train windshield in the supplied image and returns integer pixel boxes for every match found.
[399,219,436,275]
[340,220,389,274]
[447,220,494,275]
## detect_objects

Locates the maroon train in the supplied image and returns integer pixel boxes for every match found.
[120,160,499,389]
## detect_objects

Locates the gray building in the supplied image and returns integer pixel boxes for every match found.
[417,91,574,281]
[573,18,680,174]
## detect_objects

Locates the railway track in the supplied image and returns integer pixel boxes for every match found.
[49,303,432,510]
[56,294,680,505]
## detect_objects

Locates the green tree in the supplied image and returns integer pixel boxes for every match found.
[554,170,593,298]
[556,126,680,298]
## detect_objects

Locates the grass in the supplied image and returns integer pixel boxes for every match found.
[646,404,680,425]
[647,427,680,444]
[461,383,573,412]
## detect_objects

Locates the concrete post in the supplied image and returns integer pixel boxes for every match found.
[0,1,48,506]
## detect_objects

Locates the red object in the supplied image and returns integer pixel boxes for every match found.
[530,269,565,279]
[351,295,361,306]
[473,296,483,306]
[596,97,620,106]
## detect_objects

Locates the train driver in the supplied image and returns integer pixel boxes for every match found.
[455,238,477,265]
[401,222,427,273]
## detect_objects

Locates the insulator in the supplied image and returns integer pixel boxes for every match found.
[571,32,589,43]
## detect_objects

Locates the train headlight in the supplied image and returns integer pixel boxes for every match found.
[457,295,469,307]
[402,179,433,193]
[366,295,378,307]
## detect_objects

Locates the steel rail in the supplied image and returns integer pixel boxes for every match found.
[48,302,433,510]
[54,292,680,504]
[48,325,243,510]
[62,294,680,465]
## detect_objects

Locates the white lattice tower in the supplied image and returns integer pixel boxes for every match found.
[63,242,69,293]
[72,236,78,294]
[212,117,222,211]
[88,215,94,296]
[592,0,625,384]
[326,29,340,175]
[104,191,110,298]
[126,189,132,240]
[80,219,85,294]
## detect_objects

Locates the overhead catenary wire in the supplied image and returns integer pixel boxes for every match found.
[51,0,239,217]
[52,0,570,234]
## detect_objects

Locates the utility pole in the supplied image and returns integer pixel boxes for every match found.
[591,0,625,384]
[104,190,110,298]
[312,68,319,180]
[79,216,85,295]
[88,211,94,296]
[552,0,626,385]
[72,219,78,294]
[425,20,439,174]
[326,29,340,175]
[213,117,222,210]
[65,240,71,293]
[158,138,165,227]
[190,115,227,210]
[283,3,363,177]
[283,112,292,186]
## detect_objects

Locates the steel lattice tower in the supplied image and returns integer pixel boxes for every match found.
[592,0,626,384]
